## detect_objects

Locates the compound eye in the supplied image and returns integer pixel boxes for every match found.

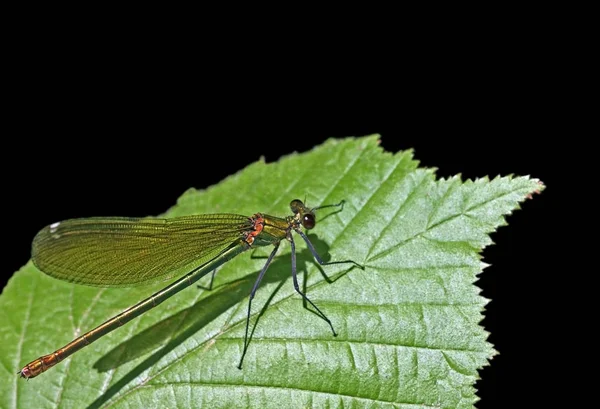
[290,199,304,214]
[302,214,315,229]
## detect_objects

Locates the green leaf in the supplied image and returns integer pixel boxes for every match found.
[0,135,544,409]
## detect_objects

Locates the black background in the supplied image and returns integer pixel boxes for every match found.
[2,47,556,408]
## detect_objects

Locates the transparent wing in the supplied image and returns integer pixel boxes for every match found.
[32,214,252,287]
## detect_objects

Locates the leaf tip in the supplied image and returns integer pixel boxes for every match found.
[525,178,545,199]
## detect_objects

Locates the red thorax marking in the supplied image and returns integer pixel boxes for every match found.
[245,214,264,245]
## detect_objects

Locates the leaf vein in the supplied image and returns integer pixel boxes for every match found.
[425,177,460,229]
[324,146,406,253]
[465,184,530,213]
[220,337,490,355]
[365,172,431,260]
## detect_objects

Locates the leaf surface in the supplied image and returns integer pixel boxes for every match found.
[0,135,544,408]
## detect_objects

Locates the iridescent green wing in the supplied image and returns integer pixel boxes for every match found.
[32,214,252,287]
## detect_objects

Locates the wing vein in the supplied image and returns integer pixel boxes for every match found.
[32,215,252,287]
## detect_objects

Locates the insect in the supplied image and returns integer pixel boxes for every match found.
[19,199,363,378]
